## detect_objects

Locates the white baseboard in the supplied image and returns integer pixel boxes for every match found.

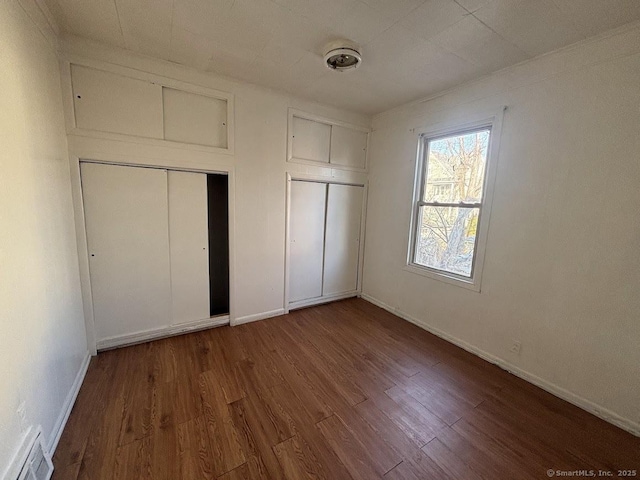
[288,291,360,311]
[230,293,360,326]
[360,293,640,437]
[97,316,229,351]
[233,308,285,326]
[48,350,91,454]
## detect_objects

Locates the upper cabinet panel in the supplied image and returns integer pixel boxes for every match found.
[330,125,368,170]
[292,116,331,163]
[288,109,370,171]
[66,62,234,154]
[163,88,228,148]
[72,65,164,139]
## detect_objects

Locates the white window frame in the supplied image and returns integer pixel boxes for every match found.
[405,108,505,292]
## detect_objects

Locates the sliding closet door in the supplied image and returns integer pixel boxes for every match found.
[322,184,363,296]
[81,162,172,342]
[168,171,210,324]
[289,181,327,303]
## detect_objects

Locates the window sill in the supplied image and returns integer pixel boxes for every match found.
[403,264,482,292]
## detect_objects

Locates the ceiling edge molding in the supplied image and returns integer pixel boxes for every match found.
[34,0,59,35]
[17,0,60,47]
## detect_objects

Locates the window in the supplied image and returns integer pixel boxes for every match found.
[409,121,498,289]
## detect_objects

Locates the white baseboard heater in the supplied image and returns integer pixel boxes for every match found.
[15,427,53,480]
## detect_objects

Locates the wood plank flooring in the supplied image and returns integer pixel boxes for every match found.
[53,298,640,479]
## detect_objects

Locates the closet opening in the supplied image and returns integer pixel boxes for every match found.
[207,173,230,316]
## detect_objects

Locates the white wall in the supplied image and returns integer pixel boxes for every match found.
[364,22,640,435]
[58,36,370,333]
[0,0,88,476]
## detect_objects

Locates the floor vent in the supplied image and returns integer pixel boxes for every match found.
[17,429,53,480]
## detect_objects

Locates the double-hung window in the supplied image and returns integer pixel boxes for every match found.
[408,116,501,291]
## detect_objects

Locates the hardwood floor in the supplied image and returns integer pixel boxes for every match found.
[53,298,640,479]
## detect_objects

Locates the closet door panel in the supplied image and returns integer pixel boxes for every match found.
[168,171,210,324]
[81,162,172,342]
[289,181,327,303]
[323,184,363,296]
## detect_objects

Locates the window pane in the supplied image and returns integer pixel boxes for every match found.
[414,206,480,277]
[423,129,490,204]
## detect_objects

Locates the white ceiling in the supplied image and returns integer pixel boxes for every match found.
[45,0,640,114]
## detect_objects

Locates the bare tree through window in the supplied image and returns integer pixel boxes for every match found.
[414,129,490,277]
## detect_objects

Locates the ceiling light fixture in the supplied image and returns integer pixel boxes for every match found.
[323,39,362,72]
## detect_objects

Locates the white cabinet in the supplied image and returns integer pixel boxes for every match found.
[288,110,369,171]
[81,163,225,348]
[288,180,365,308]
[81,163,172,342]
[168,171,210,324]
[69,63,233,153]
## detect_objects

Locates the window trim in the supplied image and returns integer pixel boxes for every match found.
[405,108,505,292]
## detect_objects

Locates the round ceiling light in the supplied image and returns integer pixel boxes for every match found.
[323,40,362,72]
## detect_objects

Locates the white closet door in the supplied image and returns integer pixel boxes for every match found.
[323,184,364,296]
[168,171,210,324]
[289,181,327,303]
[81,163,172,342]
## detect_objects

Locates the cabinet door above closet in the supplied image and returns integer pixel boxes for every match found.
[330,126,368,170]
[291,116,331,163]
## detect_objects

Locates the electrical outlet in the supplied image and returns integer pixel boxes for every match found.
[510,340,521,355]
[17,401,27,432]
